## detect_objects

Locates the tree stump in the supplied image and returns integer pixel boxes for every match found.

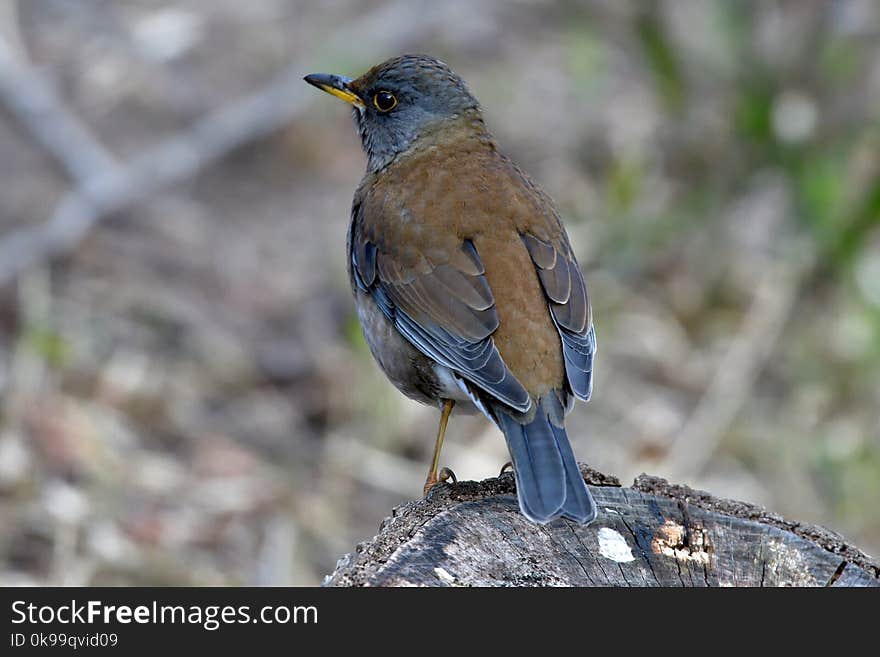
[325,466,879,587]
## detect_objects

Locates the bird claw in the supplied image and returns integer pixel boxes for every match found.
[438,467,457,485]
[423,466,457,496]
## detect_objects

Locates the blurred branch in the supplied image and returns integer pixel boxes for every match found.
[0,0,440,286]
[0,64,312,285]
[0,1,26,64]
[661,251,815,478]
[0,42,120,185]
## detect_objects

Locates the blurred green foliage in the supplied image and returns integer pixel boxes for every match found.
[23,325,70,369]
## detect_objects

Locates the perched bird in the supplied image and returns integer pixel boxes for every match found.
[305,55,597,524]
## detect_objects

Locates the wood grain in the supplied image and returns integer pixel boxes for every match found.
[325,467,879,587]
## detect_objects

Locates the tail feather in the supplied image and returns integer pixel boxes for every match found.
[549,420,597,524]
[495,407,566,521]
[492,397,597,525]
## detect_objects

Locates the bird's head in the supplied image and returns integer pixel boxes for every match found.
[305,55,488,172]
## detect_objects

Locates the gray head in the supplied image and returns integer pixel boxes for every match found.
[305,55,487,172]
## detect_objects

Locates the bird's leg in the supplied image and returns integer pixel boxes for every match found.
[423,399,455,495]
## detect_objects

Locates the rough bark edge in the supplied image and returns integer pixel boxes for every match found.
[326,465,878,586]
[632,473,879,580]
[325,465,618,587]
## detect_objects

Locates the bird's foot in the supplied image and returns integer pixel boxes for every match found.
[423,466,457,496]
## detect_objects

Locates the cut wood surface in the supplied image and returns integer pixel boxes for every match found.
[325,467,879,587]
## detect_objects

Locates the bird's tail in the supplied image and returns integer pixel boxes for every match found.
[491,395,597,524]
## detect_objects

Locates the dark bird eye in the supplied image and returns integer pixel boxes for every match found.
[373,91,397,112]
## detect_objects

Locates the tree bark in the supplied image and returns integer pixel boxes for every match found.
[325,466,879,587]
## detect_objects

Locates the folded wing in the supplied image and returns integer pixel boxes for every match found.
[351,216,531,413]
[521,232,596,402]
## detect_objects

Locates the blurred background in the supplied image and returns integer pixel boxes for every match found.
[0,0,878,585]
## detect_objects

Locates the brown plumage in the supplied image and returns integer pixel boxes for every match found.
[306,55,597,524]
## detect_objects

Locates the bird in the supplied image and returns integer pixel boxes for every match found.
[305,55,597,524]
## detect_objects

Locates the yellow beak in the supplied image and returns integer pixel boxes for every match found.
[304,73,365,109]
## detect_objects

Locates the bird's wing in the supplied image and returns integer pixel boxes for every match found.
[521,231,596,402]
[350,201,531,413]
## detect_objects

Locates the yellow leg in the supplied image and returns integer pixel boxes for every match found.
[423,399,456,495]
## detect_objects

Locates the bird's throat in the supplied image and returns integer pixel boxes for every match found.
[361,113,495,175]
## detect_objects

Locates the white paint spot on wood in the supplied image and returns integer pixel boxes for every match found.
[598,527,635,563]
[434,567,456,584]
